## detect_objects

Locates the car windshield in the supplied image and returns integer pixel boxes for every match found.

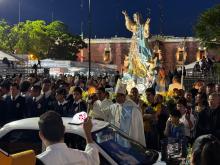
[92,125,158,165]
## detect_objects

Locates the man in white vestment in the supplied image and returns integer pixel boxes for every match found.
[102,80,146,147]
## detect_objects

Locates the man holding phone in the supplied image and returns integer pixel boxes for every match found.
[37,111,99,165]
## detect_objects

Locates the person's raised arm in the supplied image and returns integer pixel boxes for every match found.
[82,117,100,165]
[83,117,93,144]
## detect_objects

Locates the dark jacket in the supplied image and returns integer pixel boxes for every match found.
[196,106,220,139]
[5,95,26,123]
[54,100,72,117]
[68,100,87,117]
[25,96,46,117]
[0,99,6,126]
[42,94,56,111]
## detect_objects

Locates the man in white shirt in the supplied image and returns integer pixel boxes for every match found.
[37,111,99,165]
[89,87,113,120]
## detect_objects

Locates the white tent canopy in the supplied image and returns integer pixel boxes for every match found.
[185,60,202,70]
[0,51,18,61]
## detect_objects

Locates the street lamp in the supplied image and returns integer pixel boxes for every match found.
[18,0,21,23]
[88,0,91,78]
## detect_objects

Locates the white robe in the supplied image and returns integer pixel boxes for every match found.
[103,99,146,147]
[89,98,113,120]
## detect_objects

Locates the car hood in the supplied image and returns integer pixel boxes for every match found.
[0,117,109,138]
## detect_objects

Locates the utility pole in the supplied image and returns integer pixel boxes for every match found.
[80,0,84,39]
[18,0,21,23]
[51,0,54,22]
[51,11,54,22]
[88,0,91,78]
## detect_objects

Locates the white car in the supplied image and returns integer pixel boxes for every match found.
[0,117,159,165]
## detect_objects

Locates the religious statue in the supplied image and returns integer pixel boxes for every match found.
[122,11,155,91]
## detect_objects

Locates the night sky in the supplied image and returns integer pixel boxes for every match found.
[0,0,219,38]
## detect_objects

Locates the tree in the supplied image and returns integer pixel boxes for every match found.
[46,21,87,60]
[0,19,11,52]
[195,4,220,48]
[10,20,49,57]
[0,20,87,60]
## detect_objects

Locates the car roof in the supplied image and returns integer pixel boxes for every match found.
[0,117,109,138]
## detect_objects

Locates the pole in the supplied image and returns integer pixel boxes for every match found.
[51,0,54,22]
[181,38,186,88]
[88,0,91,78]
[80,0,84,39]
[18,0,21,23]
[181,58,184,88]
[51,11,54,22]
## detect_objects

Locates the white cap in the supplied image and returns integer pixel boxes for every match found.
[115,79,127,95]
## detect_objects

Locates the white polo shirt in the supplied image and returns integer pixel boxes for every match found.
[37,143,100,165]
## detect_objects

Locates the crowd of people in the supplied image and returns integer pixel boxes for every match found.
[193,56,214,75]
[0,71,219,164]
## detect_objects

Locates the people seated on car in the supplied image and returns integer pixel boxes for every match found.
[102,80,146,147]
[5,83,26,123]
[26,85,45,117]
[164,110,185,139]
[190,134,220,165]
[41,79,55,111]
[70,87,87,117]
[37,111,100,165]
[54,87,71,117]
